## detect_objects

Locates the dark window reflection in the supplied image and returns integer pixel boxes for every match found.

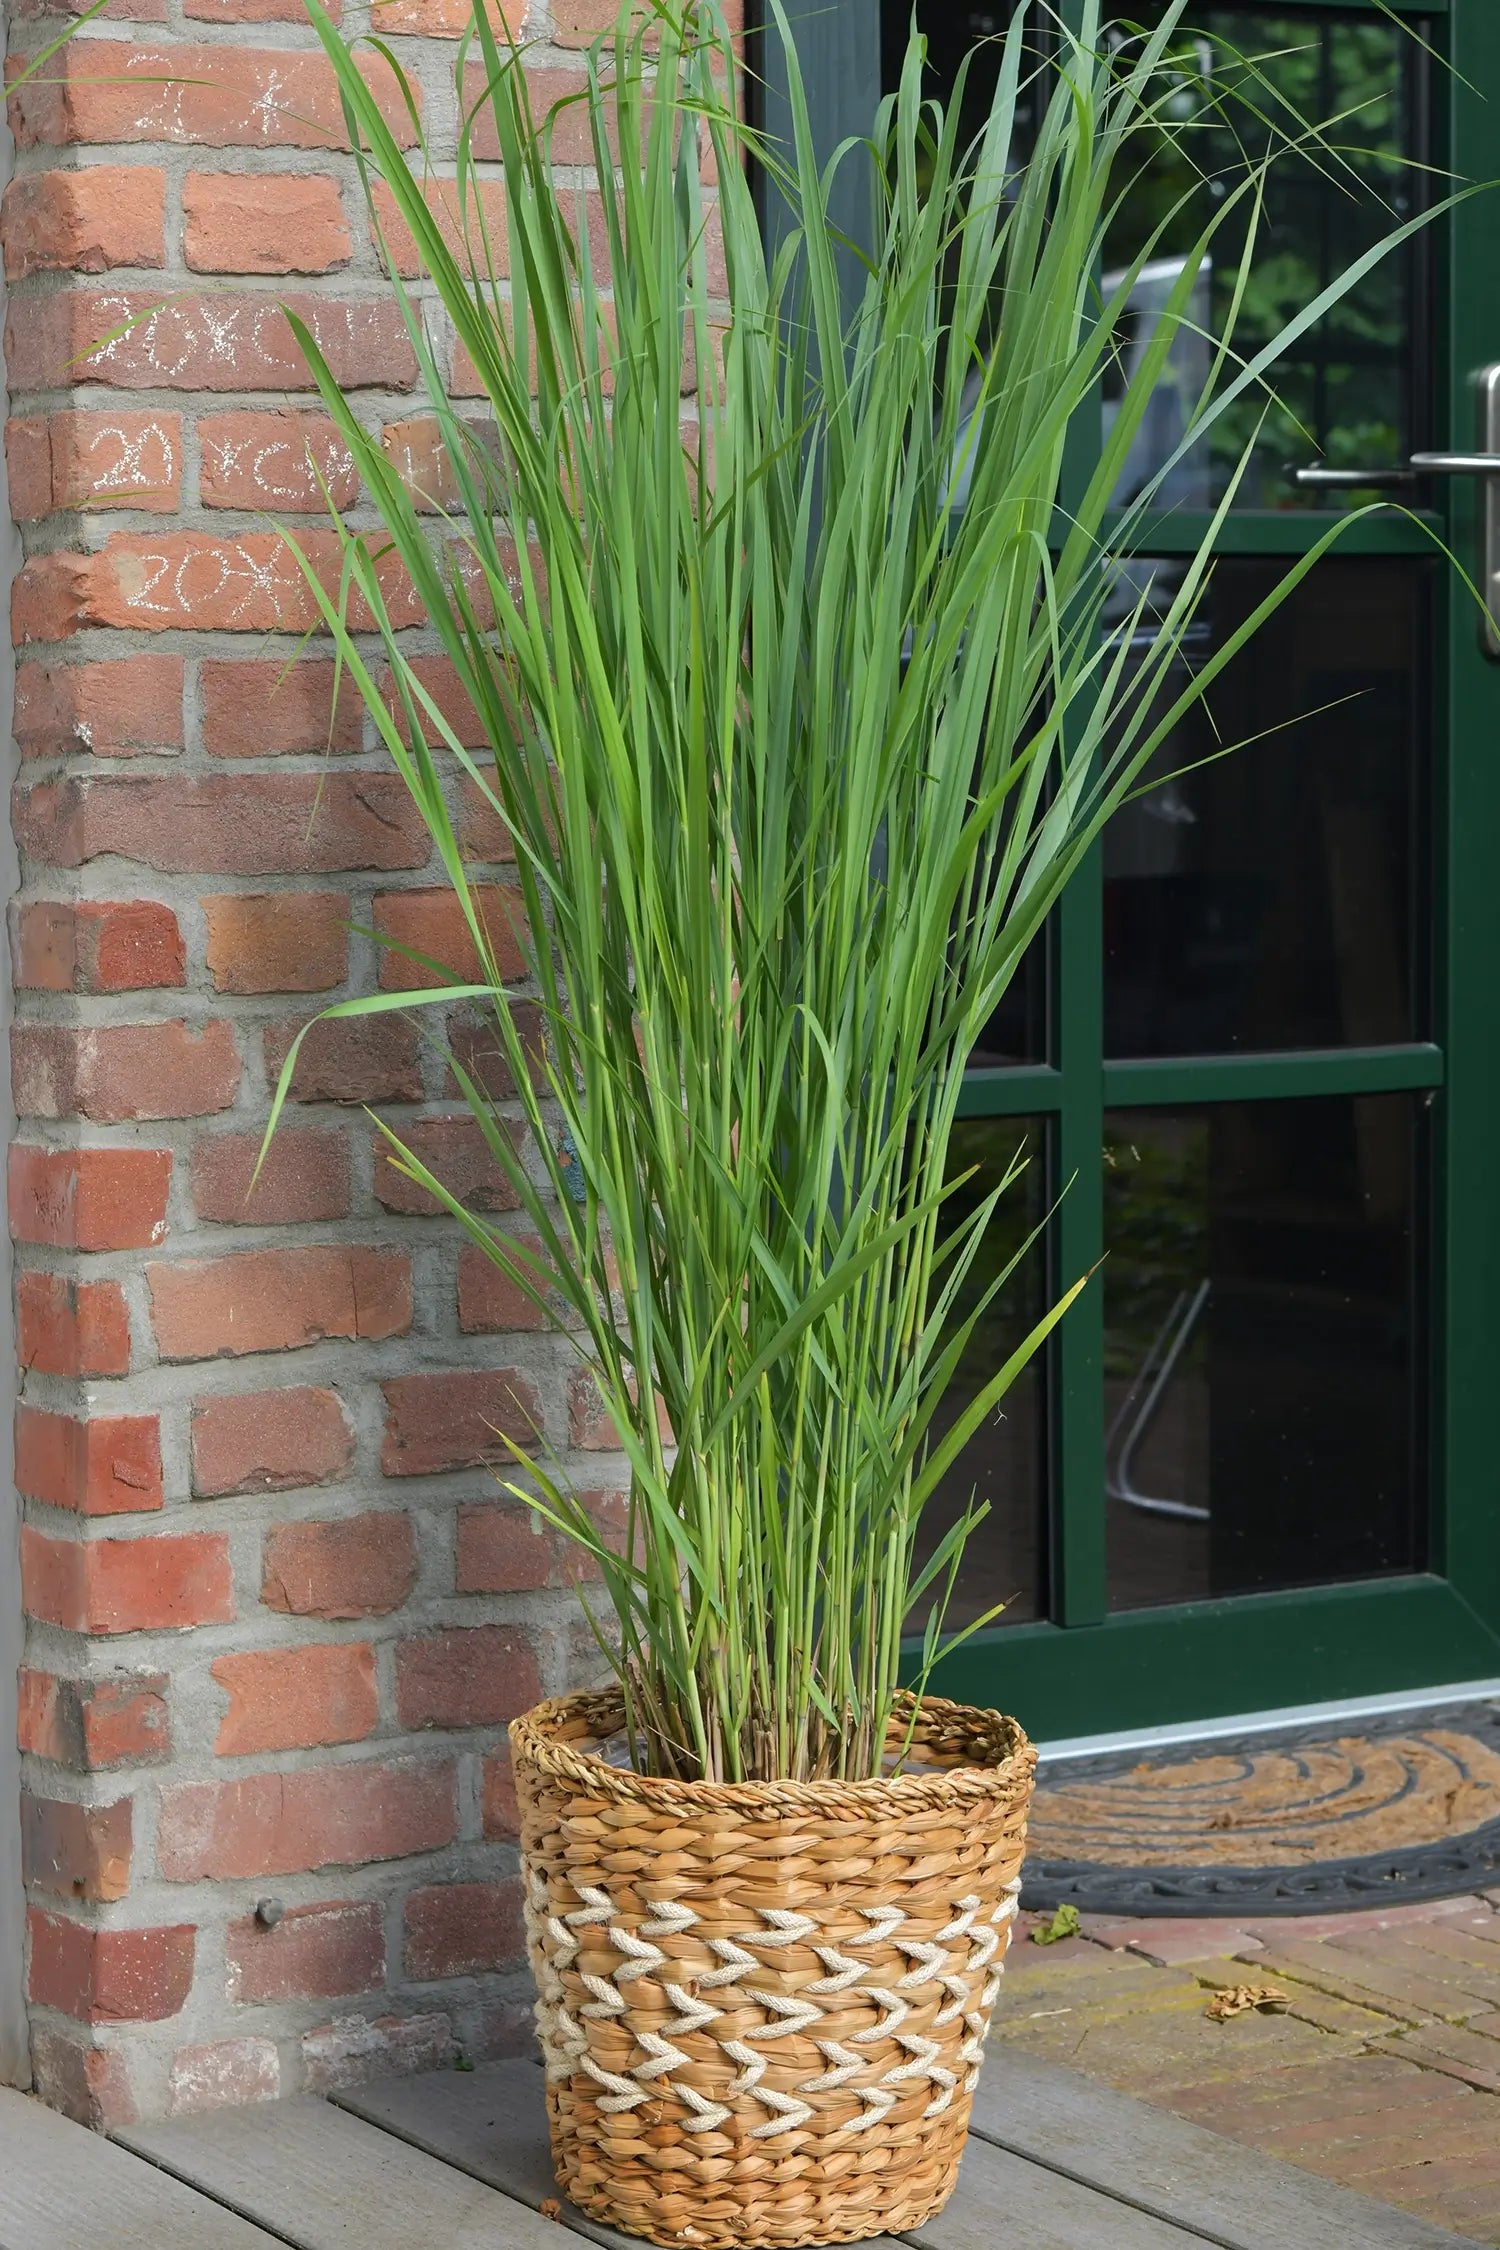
[1103,556,1429,1058]
[912,1117,1049,1633]
[972,935,1048,1066]
[1104,7,1428,511]
[1104,1095,1425,1611]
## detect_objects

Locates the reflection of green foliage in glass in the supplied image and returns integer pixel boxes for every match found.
[1107,9,1414,508]
[1104,1127,1209,1374]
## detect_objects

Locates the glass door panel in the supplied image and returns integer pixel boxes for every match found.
[1102,555,1433,1056]
[1104,5,1432,510]
[910,1118,1051,1632]
[1102,1094,1426,1611]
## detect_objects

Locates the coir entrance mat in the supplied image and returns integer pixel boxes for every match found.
[1020,1699,1500,1917]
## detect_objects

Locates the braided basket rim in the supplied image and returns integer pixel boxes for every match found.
[509,1686,1035,1816]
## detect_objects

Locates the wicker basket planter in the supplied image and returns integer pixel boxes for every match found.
[510,1687,1036,2248]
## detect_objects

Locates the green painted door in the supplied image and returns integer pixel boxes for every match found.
[777,0,1500,1738]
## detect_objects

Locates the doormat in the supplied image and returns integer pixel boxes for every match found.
[1020,1699,1500,1917]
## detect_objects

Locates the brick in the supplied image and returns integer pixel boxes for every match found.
[185,0,323,18]
[459,776,517,862]
[17,773,428,873]
[458,1242,553,1334]
[149,1245,411,1361]
[1254,1942,1487,2026]
[373,0,516,29]
[168,2037,280,2116]
[463,63,613,166]
[15,654,183,758]
[191,1127,351,1226]
[262,1511,416,1619]
[8,410,180,518]
[301,2011,452,2094]
[226,1899,384,2004]
[370,177,508,281]
[203,891,348,993]
[20,1670,172,1768]
[16,1408,162,1517]
[201,656,363,757]
[14,530,427,642]
[2,166,164,278]
[13,1018,240,1122]
[21,1794,132,1903]
[29,2025,137,2130]
[481,1747,519,1839]
[456,1490,625,1593]
[11,44,419,152]
[199,412,358,512]
[201,1127,361,1246]
[446,1001,548,1098]
[1122,1921,1267,1966]
[372,1114,520,1216]
[380,654,488,753]
[192,1384,354,1498]
[395,1624,542,1730]
[15,900,186,993]
[404,1881,525,1980]
[78,1674,172,1767]
[17,1668,69,1761]
[28,1910,194,2023]
[18,1271,131,1378]
[380,416,459,512]
[157,1759,456,1880]
[10,1144,170,1250]
[212,1642,377,1755]
[264,1013,424,1104]
[21,1528,233,1634]
[5,290,417,395]
[185,172,352,275]
[381,1368,543,1477]
[374,885,528,990]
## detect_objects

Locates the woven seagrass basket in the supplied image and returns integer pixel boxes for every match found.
[510,1686,1035,2248]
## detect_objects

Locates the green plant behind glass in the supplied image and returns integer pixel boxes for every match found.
[267,0,1456,1782]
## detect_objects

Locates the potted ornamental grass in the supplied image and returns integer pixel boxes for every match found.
[266,1,1440,2238]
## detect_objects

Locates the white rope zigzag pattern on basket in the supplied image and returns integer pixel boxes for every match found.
[524,1873,1022,2139]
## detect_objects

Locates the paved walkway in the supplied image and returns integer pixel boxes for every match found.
[994,1889,1500,2243]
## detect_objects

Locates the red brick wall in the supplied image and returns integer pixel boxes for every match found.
[0,0,664,2125]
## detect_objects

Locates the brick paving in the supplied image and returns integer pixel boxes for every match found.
[994,1889,1500,2240]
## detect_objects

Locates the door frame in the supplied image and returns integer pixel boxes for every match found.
[755,0,1500,1738]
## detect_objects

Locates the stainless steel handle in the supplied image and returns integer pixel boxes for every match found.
[1293,364,1500,656]
[1293,464,1415,488]
[1293,451,1500,486]
[1409,451,1500,474]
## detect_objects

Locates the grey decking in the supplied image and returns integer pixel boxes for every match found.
[0,2047,1474,2250]
[0,2084,281,2250]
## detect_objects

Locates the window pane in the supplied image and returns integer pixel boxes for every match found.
[1103,556,1430,1059]
[1104,7,1428,512]
[1104,1095,1426,1612]
[912,1116,1050,1633]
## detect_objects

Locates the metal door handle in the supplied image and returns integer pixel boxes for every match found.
[1292,464,1415,488]
[1293,452,1500,486]
[1409,451,1500,474]
[1292,364,1500,655]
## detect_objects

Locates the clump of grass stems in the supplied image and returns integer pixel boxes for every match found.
[268,0,1444,1782]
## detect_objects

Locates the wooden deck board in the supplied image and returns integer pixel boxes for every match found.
[341,2059,1206,2249]
[118,2093,586,2250]
[0,2036,1468,2250]
[0,2086,283,2250]
[970,2050,1475,2250]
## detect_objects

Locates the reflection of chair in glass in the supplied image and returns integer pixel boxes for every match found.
[1105,1278,1211,1522]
